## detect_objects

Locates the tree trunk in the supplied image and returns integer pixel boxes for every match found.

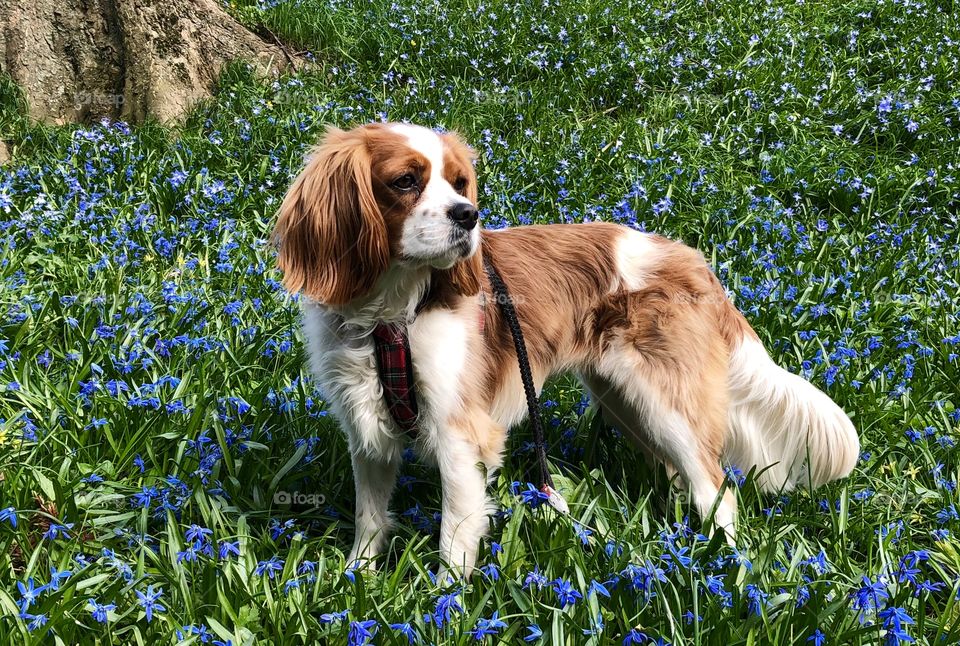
[0,0,288,125]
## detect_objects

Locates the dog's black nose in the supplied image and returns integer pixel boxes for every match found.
[447,202,478,230]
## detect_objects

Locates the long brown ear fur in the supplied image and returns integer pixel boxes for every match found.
[438,130,483,296]
[271,127,389,305]
[441,247,484,296]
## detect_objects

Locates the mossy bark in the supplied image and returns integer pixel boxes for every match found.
[0,0,287,124]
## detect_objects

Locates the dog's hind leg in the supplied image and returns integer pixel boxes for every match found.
[580,372,679,480]
[586,307,737,542]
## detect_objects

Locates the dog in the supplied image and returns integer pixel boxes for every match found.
[271,122,860,579]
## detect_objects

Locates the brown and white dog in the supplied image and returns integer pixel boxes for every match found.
[272,122,859,579]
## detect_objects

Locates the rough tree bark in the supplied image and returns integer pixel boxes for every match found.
[0,0,289,125]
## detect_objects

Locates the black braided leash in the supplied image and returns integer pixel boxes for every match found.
[483,255,567,512]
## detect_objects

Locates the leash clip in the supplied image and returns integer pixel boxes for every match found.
[541,484,569,514]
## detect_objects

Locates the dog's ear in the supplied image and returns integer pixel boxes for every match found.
[271,127,389,305]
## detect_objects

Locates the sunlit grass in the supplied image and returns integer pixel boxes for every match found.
[0,0,958,643]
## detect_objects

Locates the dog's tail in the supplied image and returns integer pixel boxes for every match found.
[723,336,859,493]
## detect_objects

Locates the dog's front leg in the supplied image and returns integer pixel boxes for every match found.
[435,433,493,582]
[346,443,400,571]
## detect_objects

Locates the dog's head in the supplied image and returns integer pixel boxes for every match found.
[271,122,483,305]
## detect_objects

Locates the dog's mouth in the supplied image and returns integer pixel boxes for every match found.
[451,227,479,257]
[398,228,477,269]
[452,236,473,258]
[400,245,471,269]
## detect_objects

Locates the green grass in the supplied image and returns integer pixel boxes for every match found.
[1,0,959,643]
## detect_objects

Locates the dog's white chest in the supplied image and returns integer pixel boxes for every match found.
[301,303,399,459]
[300,302,470,461]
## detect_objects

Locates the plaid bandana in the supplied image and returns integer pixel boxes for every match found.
[372,323,420,435]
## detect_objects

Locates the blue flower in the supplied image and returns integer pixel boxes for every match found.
[807,629,827,646]
[802,550,831,575]
[582,612,605,636]
[523,567,548,590]
[389,622,417,644]
[0,507,17,528]
[43,522,73,541]
[19,610,48,632]
[851,575,889,620]
[135,585,165,623]
[621,560,667,598]
[17,578,46,611]
[724,465,746,487]
[185,524,213,546]
[177,546,200,563]
[878,606,915,644]
[912,579,944,596]
[573,522,593,545]
[344,564,357,583]
[937,504,960,524]
[729,548,753,571]
[320,609,349,624]
[662,544,692,569]
[218,540,240,559]
[348,619,378,646]
[745,584,769,616]
[47,566,72,591]
[470,610,507,640]
[605,540,624,558]
[703,574,732,607]
[683,610,701,625]
[479,563,500,581]
[588,579,611,598]
[525,624,543,642]
[514,482,550,508]
[254,555,284,578]
[652,196,673,216]
[87,598,116,623]
[178,624,214,641]
[430,590,463,627]
[796,584,810,608]
[551,577,582,608]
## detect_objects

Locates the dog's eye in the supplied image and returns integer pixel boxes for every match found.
[453,177,467,192]
[393,174,417,190]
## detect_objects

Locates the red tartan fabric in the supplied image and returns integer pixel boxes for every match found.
[372,323,420,435]
[372,303,486,436]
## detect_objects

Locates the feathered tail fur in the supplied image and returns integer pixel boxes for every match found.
[723,337,860,492]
